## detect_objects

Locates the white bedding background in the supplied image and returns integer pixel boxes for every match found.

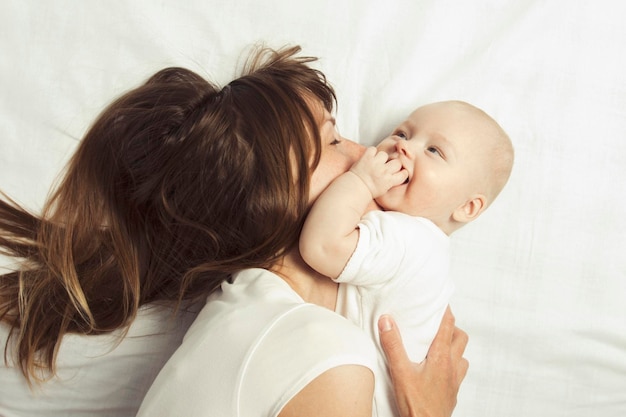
[2,1,625,415]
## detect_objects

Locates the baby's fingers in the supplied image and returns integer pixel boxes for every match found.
[384,157,402,172]
[384,159,408,186]
[391,168,409,186]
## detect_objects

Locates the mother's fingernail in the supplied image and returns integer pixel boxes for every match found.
[379,315,393,332]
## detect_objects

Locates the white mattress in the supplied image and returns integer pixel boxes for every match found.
[1,1,625,415]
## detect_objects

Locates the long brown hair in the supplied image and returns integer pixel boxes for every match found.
[0,45,336,382]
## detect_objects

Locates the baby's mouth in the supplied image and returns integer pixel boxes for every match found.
[403,177,409,185]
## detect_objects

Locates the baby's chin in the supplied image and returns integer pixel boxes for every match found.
[373,196,401,213]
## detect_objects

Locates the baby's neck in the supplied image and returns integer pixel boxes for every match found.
[365,199,383,214]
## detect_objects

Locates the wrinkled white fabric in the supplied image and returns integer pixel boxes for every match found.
[137,268,378,417]
[0,304,198,417]
[336,210,454,416]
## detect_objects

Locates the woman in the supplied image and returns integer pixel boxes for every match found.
[0,45,467,416]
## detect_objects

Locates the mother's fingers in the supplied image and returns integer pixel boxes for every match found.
[379,311,469,417]
[438,307,469,385]
[451,326,469,360]
[378,315,411,380]
[427,307,456,360]
[456,355,470,386]
[451,326,469,385]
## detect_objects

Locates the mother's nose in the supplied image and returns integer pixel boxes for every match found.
[344,138,367,163]
[375,136,400,156]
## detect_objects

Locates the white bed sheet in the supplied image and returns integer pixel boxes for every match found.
[1,1,625,415]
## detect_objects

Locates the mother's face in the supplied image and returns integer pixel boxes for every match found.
[309,106,365,202]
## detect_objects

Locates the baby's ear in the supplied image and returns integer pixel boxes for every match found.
[452,194,486,224]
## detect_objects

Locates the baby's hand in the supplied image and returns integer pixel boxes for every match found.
[350,147,408,198]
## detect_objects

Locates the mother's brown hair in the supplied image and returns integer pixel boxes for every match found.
[0,45,336,382]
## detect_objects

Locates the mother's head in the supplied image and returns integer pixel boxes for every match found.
[72,46,364,300]
[2,45,364,380]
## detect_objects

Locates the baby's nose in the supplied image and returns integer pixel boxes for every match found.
[395,139,410,156]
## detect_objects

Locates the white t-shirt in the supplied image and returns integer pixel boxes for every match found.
[137,268,379,417]
[0,303,199,417]
[335,210,455,417]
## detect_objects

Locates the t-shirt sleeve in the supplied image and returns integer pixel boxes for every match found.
[238,304,377,417]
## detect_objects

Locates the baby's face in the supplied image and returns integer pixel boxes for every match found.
[375,101,490,225]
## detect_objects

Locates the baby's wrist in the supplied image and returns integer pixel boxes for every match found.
[346,169,376,198]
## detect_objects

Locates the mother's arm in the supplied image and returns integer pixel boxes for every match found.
[379,307,469,417]
[279,364,375,417]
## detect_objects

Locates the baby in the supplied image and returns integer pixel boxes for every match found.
[300,100,514,416]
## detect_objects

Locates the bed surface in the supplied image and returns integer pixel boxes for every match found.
[2,1,625,415]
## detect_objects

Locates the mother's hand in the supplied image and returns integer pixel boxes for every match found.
[378,307,469,417]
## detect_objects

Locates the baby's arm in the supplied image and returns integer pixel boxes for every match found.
[300,147,407,279]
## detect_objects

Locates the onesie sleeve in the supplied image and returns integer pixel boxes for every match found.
[337,210,437,287]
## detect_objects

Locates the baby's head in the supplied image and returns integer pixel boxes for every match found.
[376,100,513,235]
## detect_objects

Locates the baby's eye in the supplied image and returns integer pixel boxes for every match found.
[330,138,341,145]
[427,146,443,157]
[394,131,408,140]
